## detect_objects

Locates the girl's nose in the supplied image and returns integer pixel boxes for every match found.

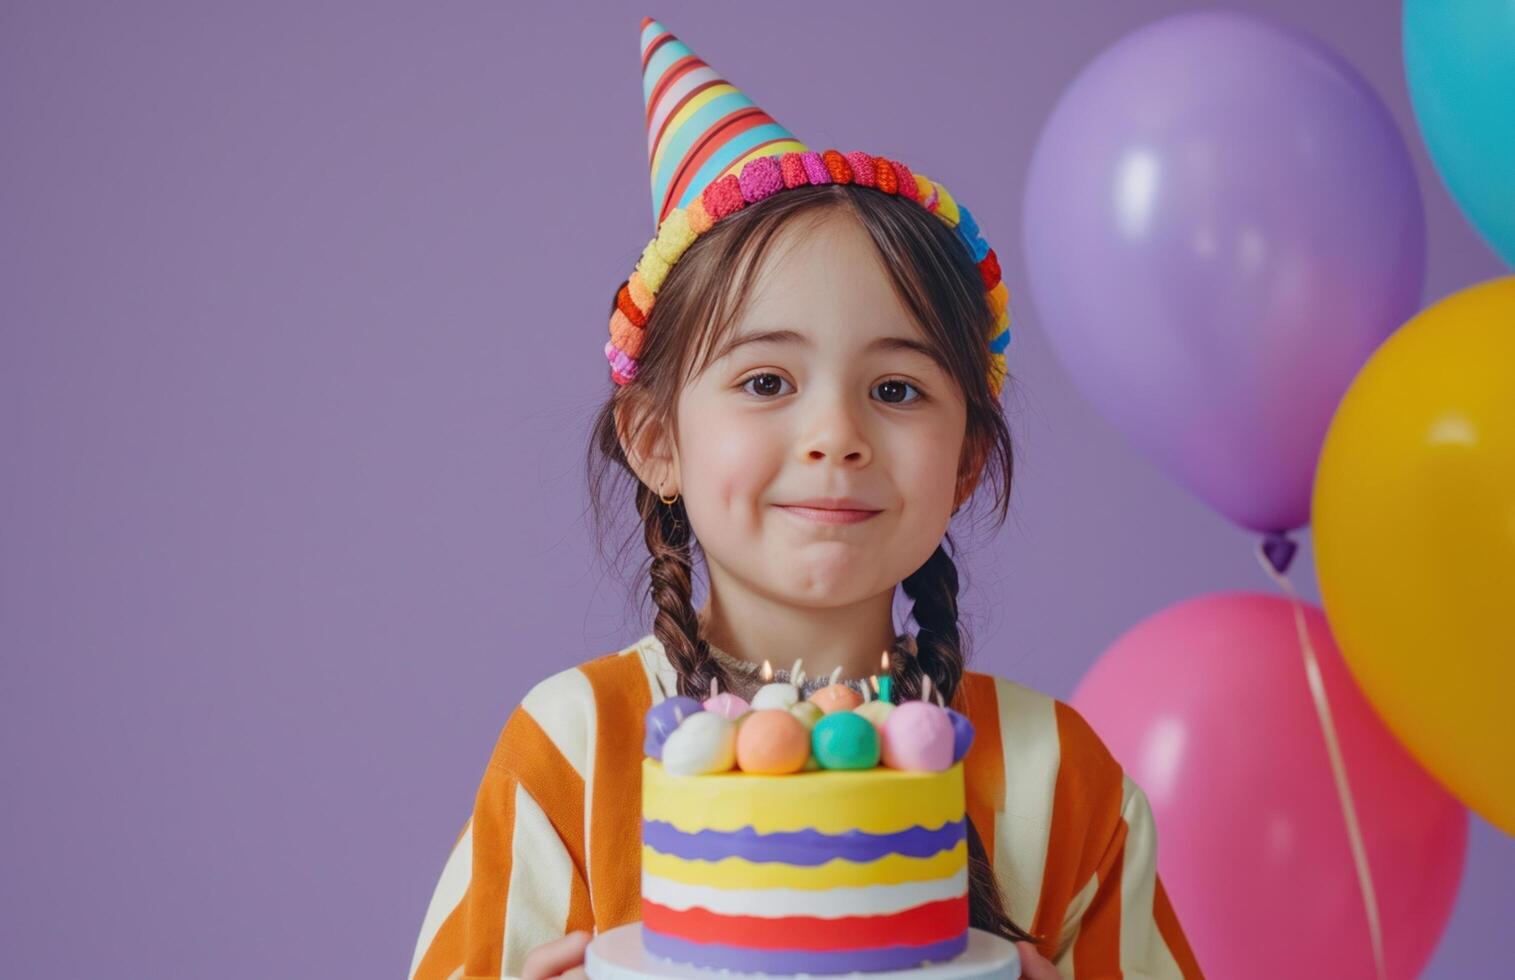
[799,392,872,466]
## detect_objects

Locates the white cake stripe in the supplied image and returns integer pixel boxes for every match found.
[642,867,968,918]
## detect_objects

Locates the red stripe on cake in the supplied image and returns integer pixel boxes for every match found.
[640,895,968,951]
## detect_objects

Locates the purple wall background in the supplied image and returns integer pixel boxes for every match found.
[2,1,1509,976]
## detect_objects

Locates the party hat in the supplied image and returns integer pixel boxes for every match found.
[609,17,1012,398]
[640,17,810,227]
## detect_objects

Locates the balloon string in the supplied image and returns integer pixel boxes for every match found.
[1255,543,1387,980]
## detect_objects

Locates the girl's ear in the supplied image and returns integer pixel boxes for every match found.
[614,395,681,495]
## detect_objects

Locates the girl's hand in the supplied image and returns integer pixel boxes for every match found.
[520,930,591,980]
[1016,940,1062,980]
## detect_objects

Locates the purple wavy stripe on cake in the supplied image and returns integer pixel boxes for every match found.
[643,929,970,975]
[641,818,966,864]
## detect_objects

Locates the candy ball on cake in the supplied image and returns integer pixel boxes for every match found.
[788,700,823,730]
[701,675,751,720]
[643,696,703,760]
[734,708,811,774]
[808,665,864,714]
[944,705,976,764]
[881,700,955,772]
[855,699,895,735]
[811,711,881,769]
[661,710,737,776]
[749,657,804,711]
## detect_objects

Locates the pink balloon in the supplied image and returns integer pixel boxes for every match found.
[1071,592,1466,980]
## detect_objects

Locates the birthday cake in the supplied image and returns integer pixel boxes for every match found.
[639,664,975,975]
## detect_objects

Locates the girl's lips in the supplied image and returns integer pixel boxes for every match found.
[776,505,881,525]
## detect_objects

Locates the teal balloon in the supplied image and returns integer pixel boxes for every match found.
[811,713,880,770]
[1404,0,1515,267]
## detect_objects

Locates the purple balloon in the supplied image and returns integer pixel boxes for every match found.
[1023,11,1425,533]
[643,696,703,760]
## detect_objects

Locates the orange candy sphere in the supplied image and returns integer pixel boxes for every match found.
[734,709,812,774]
[809,683,864,714]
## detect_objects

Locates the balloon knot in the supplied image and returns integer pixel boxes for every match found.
[1262,531,1298,575]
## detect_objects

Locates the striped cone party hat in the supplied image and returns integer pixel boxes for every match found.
[609,17,1012,399]
[641,17,809,227]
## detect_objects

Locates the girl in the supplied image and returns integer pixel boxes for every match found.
[410,18,1202,980]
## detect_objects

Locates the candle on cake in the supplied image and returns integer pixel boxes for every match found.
[750,658,802,711]
[808,665,864,714]
[877,650,893,704]
[701,675,751,720]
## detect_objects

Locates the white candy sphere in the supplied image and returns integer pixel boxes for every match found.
[660,710,737,776]
[751,682,801,711]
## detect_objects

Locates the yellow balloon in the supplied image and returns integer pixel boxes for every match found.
[1314,275,1515,835]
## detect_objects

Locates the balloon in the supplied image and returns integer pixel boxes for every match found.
[1023,10,1425,533]
[1404,0,1515,267]
[1314,275,1515,834]
[1070,593,1466,980]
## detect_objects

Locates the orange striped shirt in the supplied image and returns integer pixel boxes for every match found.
[410,635,1204,979]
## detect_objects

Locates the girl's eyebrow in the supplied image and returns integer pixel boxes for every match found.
[714,327,939,364]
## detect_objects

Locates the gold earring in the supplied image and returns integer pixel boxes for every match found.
[658,482,680,506]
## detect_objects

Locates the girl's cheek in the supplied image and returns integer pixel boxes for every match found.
[723,412,781,464]
[899,430,964,514]
[686,415,780,509]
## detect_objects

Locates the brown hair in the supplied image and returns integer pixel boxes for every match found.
[585,183,1039,946]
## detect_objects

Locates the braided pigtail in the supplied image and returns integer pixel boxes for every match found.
[965,820,1040,944]
[640,482,730,701]
[894,541,966,703]
[891,537,1041,947]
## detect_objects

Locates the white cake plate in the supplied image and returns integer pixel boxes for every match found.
[585,924,1020,979]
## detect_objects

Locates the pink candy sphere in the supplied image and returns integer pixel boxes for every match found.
[702,691,751,720]
[880,701,955,771]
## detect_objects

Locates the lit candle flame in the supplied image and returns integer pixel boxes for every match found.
[881,650,891,672]
[761,659,773,683]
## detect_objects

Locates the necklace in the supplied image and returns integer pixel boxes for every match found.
[701,635,913,700]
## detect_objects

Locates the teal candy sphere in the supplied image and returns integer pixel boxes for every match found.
[811,712,880,770]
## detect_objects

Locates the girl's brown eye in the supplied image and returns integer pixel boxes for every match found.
[875,379,922,404]
[741,373,791,398]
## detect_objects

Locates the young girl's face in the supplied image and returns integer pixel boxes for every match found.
[671,209,974,610]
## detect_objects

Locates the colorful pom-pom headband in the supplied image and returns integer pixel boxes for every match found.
[605,149,1011,398]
